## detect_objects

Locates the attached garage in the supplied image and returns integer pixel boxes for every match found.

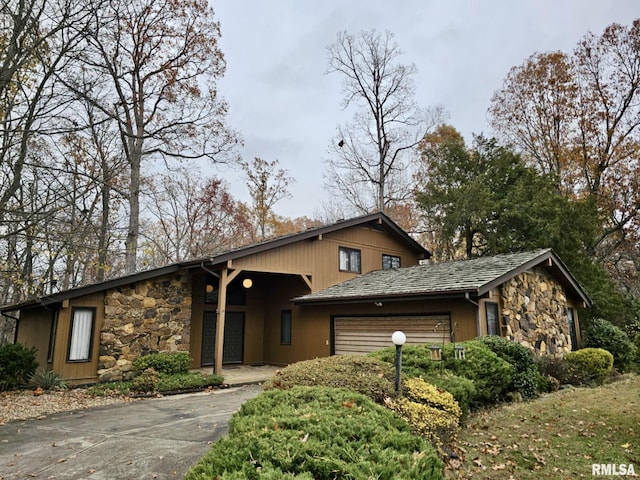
[332,314,451,355]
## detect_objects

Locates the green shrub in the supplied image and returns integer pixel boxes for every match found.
[263,355,395,403]
[441,340,513,406]
[369,344,439,378]
[386,377,461,455]
[422,373,476,421]
[583,318,634,371]
[29,368,66,391]
[185,386,444,480]
[86,381,133,396]
[564,348,614,386]
[157,372,223,391]
[0,343,38,391]
[481,336,540,400]
[132,367,159,393]
[132,351,192,375]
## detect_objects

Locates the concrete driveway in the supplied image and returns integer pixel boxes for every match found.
[0,385,262,480]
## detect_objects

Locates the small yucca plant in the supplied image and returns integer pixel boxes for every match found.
[29,367,67,391]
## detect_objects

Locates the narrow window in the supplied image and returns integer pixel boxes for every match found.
[280,310,292,345]
[47,310,58,363]
[485,302,499,336]
[339,247,361,273]
[68,308,95,362]
[567,308,578,351]
[382,254,401,270]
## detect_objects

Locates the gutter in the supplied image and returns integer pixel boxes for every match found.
[464,292,481,338]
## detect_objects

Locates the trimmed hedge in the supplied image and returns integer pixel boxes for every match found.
[185,386,444,480]
[564,348,613,385]
[132,351,192,375]
[0,343,38,391]
[263,355,395,403]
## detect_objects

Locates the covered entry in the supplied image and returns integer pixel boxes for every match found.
[333,314,451,355]
[201,311,245,365]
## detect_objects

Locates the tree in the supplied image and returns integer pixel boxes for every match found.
[324,29,443,216]
[240,157,293,241]
[71,0,239,273]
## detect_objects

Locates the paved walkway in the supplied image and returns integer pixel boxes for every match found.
[0,384,263,480]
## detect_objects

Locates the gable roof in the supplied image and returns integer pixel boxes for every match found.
[293,248,591,307]
[1,212,429,312]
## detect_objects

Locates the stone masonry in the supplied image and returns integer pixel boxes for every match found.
[97,273,192,382]
[500,268,573,357]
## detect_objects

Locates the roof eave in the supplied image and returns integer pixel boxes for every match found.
[293,288,478,305]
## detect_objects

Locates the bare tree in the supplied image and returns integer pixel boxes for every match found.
[241,157,293,240]
[324,29,444,215]
[68,0,240,274]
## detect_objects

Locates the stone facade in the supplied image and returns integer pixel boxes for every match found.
[500,268,573,357]
[97,273,192,382]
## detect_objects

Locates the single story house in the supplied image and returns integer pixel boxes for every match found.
[0,212,590,384]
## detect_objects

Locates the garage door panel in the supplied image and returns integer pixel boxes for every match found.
[334,315,451,355]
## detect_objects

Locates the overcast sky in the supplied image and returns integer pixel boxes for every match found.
[210,1,638,219]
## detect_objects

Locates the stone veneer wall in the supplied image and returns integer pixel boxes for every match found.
[500,268,572,357]
[98,272,192,382]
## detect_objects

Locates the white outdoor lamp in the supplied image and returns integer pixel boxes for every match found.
[391,331,406,394]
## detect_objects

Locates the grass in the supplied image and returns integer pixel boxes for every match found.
[447,374,639,479]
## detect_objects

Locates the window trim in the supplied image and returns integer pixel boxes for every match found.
[280,310,292,345]
[382,254,401,270]
[567,307,578,351]
[67,307,96,363]
[485,302,499,336]
[339,247,362,273]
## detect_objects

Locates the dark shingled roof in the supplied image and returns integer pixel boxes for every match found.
[294,248,591,306]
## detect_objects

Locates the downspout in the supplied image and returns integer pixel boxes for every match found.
[464,292,480,338]
[1,311,20,344]
[201,261,220,278]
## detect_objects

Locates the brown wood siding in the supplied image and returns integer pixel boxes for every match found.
[15,308,54,369]
[334,315,451,355]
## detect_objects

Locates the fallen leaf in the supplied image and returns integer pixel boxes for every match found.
[621,443,631,449]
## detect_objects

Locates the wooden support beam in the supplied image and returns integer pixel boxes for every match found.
[300,274,312,290]
[214,268,229,376]
[226,268,241,284]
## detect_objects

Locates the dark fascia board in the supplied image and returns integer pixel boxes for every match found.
[478,249,592,307]
[293,289,478,305]
[2,212,430,312]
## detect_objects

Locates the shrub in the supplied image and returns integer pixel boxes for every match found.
[369,344,438,378]
[564,348,614,386]
[441,340,513,406]
[481,336,540,400]
[0,343,38,391]
[132,351,192,375]
[583,318,634,371]
[157,372,223,391]
[385,377,461,455]
[421,373,476,421]
[132,367,159,393]
[29,368,66,391]
[535,355,571,385]
[263,355,395,403]
[185,386,444,480]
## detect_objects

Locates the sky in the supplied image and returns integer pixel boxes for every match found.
[210,0,638,219]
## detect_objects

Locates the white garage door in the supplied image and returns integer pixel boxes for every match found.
[333,315,451,355]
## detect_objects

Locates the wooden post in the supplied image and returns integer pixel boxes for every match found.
[214,268,229,376]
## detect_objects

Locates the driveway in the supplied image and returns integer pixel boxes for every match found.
[0,385,262,480]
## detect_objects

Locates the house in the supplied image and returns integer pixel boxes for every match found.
[0,212,590,384]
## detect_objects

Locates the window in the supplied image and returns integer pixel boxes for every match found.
[47,310,58,363]
[68,308,95,362]
[567,308,578,351]
[485,302,499,336]
[339,247,361,273]
[280,310,292,345]
[382,254,401,270]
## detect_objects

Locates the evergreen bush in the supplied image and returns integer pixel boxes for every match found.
[421,373,476,420]
[583,318,634,371]
[0,343,38,391]
[132,367,159,392]
[132,351,191,375]
[185,386,444,480]
[564,348,614,385]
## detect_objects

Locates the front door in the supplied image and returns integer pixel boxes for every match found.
[201,311,245,366]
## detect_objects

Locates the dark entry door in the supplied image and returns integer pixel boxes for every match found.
[201,311,245,366]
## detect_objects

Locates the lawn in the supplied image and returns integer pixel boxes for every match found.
[447,375,639,479]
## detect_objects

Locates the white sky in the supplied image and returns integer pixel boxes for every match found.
[210,0,638,219]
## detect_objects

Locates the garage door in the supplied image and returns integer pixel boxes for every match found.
[333,315,451,355]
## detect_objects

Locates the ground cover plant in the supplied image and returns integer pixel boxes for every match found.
[185,386,445,479]
[448,374,639,479]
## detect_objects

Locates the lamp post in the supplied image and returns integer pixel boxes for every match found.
[391,330,406,394]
